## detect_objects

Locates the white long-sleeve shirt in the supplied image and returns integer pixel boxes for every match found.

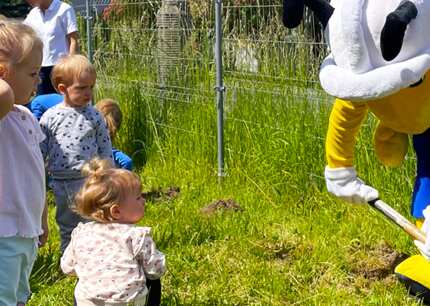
[61,222,166,303]
[0,106,45,238]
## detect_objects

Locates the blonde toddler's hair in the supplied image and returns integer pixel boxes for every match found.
[51,54,96,91]
[95,98,122,140]
[0,16,43,69]
[75,158,142,223]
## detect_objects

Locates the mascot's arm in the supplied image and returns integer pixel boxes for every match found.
[326,99,368,167]
[324,99,378,203]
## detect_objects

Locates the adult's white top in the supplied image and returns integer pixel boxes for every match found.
[0,106,46,238]
[24,0,78,67]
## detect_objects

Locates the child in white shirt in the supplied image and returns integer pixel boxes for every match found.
[61,158,166,306]
[0,18,48,305]
[39,54,113,253]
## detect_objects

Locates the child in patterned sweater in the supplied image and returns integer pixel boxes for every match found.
[61,158,166,306]
[39,54,113,253]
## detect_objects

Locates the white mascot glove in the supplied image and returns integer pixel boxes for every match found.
[324,166,379,204]
[414,206,430,260]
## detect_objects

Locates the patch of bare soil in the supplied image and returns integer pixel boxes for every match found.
[200,199,243,215]
[262,239,313,261]
[143,186,180,202]
[349,241,408,281]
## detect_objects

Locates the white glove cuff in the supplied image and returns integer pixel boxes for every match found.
[324,166,357,180]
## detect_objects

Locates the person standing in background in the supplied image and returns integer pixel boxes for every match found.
[24,0,79,95]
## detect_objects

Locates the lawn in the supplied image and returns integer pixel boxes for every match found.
[27,1,425,304]
[28,82,423,304]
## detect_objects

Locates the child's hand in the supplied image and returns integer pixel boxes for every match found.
[39,202,49,248]
[0,79,14,119]
[38,222,49,248]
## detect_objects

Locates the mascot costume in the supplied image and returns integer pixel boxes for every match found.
[283,0,430,301]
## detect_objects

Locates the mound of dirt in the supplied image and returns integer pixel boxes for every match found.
[200,199,243,215]
[349,242,408,281]
[143,186,180,202]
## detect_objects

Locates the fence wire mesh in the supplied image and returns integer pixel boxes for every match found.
[72,0,345,183]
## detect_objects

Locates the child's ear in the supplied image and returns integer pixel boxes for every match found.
[57,83,67,95]
[0,64,9,79]
[109,204,121,220]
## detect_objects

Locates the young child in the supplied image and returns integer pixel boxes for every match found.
[28,94,133,170]
[24,0,79,95]
[0,18,49,305]
[61,159,166,306]
[95,98,133,170]
[39,54,113,253]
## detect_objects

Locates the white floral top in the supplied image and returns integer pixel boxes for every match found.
[61,222,166,303]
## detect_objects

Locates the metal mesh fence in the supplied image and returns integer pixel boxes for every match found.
[72,0,332,171]
[74,1,327,89]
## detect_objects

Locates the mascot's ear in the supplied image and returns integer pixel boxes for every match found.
[283,0,334,29]
[381,1,418,61]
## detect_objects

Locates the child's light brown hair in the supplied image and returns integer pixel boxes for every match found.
[51,54,96,91]
[75,158,142,223]
[0,16,43,69]
[95,98,122,140]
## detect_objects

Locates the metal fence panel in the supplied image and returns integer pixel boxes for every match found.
[73,0,330,171]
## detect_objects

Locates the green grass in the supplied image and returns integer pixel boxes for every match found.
[28,4,425,304]
[27,85,423,304]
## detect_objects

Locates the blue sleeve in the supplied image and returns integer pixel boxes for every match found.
[30,100,46,121]
[112,148,133,170]
[30,94,63,121]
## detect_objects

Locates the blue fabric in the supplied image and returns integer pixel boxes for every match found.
[37,66,57,96]
[49,179,86,253]
[412,128,430,218]
[29,93,63,121]
[0,236,37,305]
[112,147,133,170]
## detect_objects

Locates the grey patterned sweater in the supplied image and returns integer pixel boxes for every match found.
[40,103,113,179]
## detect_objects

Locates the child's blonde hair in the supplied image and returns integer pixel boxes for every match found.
[95,99,122,140]
[51,54,96,90]
[75,158,142,223]
[0,16,43,69]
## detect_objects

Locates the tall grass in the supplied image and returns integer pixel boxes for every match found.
[29,1,421,305]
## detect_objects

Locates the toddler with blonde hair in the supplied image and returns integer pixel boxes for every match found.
[61,158,166,306]
[0,17,48,305]
[40,54,113,253]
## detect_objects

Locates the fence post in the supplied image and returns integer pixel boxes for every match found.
[156,0,181,89]
[214,0,225,180]
[85,0,93,63]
